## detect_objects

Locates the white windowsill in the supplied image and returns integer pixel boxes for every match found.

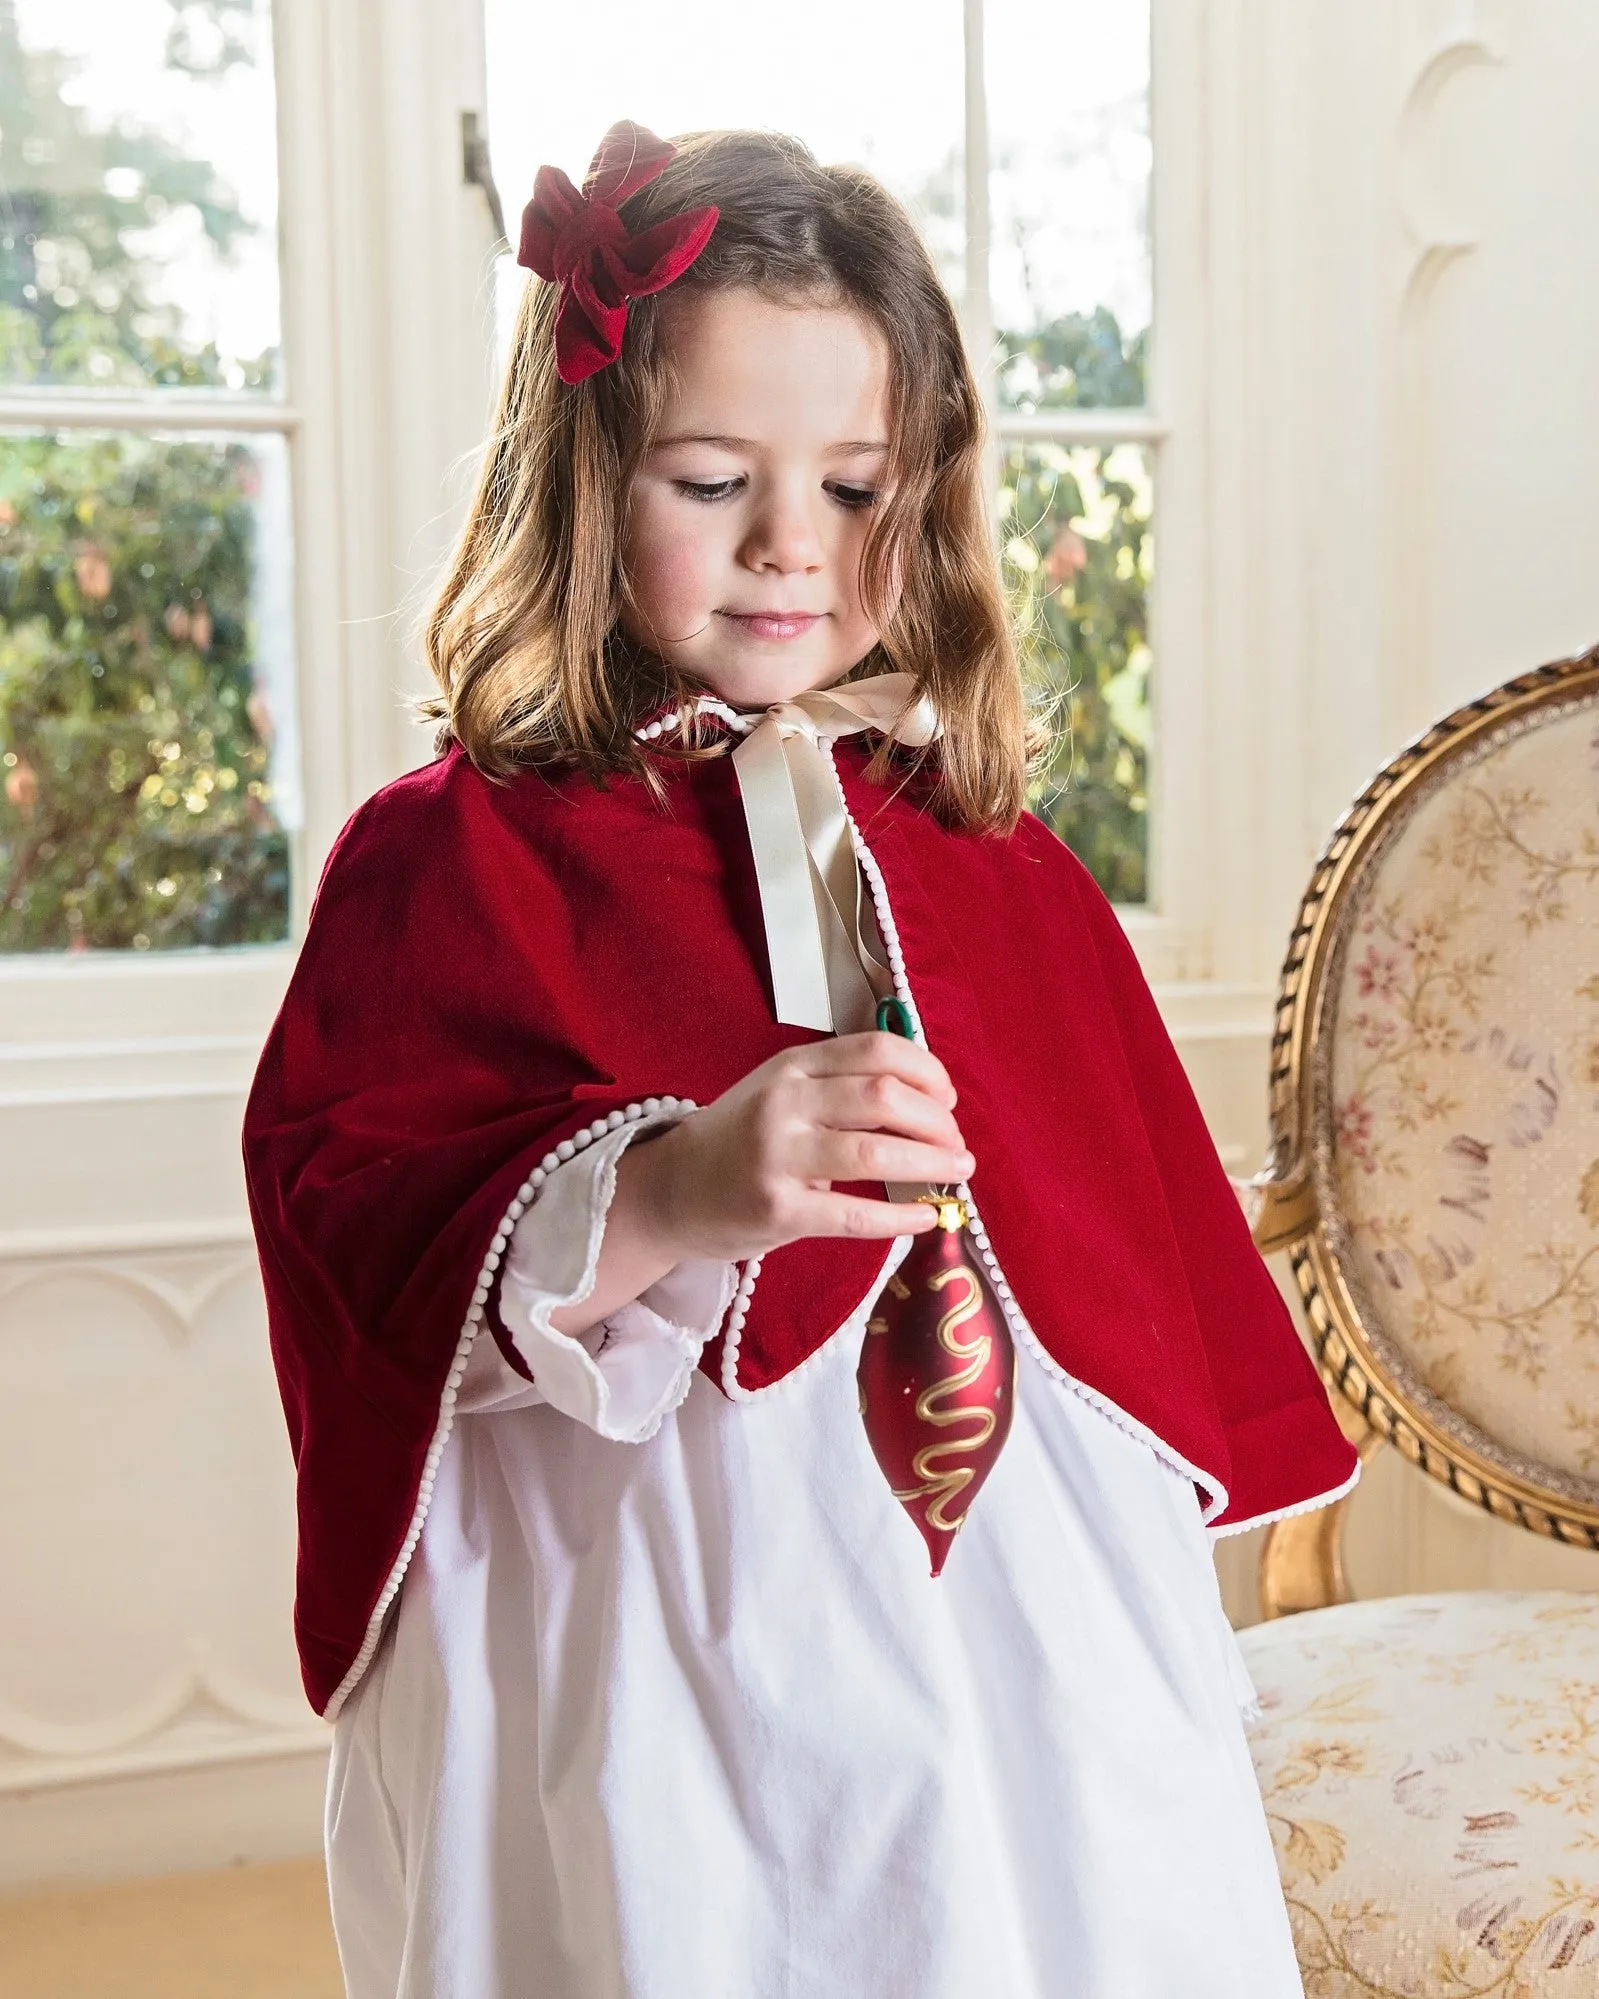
[0,922,1275,1106]
[0,946,296,1051]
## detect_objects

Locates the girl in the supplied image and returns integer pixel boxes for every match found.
[245,123,1355,1998]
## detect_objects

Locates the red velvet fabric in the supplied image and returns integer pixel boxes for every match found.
[244,739,1357,1715]
[516,121,718,383]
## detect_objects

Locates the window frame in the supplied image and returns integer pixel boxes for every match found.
[0,0,500,1133]
[964,0,1211,982]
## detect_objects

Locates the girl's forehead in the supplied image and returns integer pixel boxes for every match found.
[652,288,892,446]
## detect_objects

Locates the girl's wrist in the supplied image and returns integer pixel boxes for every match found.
[613,1123,699,1268]
[546,1129,699,1342]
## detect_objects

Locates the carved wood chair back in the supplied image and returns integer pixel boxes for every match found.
[1237,648,1599,1992]
[1252,644,1599,1613]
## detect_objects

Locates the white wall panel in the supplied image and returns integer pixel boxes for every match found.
[0,0,494,1889]
[1420,10,1599,701]
[0,1245,316,1781]
[1203,0,1599,1628]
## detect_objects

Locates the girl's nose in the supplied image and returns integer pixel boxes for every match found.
[739,482,826,575]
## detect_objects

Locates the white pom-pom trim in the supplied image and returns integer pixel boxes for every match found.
[719,1256,764,1400]
[634,697,759,744]
[321,1094,695,1720]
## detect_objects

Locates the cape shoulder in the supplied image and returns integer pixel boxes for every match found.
[306,746,567,926]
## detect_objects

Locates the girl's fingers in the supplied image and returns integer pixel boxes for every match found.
[806,1074,967,1150]
[789,1190,942,1241]
[797,1128,975,1188]
[796,1030,957,1105]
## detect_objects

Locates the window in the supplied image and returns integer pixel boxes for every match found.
[984,2,1154,904]
[0,0,297,952]
[483,0,1155,902]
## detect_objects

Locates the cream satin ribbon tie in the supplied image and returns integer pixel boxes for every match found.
[729,674,940,1036]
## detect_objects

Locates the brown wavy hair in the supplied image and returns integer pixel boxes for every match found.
[422,128,1031,830]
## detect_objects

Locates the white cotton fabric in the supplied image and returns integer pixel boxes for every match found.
[489,1117,739,1443]
[325,1131,1304,1999]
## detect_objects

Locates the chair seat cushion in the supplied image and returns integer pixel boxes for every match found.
[1239,1590,1599,1994]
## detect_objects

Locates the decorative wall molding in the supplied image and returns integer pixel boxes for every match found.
[1390,14,1506,744]
[0,1219,256,1264]
[0,1243,259,1334]
[0,1694,327,1796]
[1395,32,1505,259]
[0,1241,315,1838]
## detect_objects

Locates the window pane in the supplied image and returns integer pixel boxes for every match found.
[1002,441,1151,903]
[0,430,295,952]
[483,1,966,338]
[985,0,1151,411]
[1,0,282,392]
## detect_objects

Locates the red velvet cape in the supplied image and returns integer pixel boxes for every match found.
[244,738,1357,1715]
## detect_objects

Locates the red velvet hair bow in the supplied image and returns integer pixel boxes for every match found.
[516,121,719,385]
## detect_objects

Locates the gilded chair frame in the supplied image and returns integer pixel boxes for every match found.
[1249,643,1599,1618]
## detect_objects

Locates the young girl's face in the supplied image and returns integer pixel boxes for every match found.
[620,288,895,710]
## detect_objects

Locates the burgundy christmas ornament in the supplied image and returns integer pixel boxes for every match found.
[516,120,719,384]
[858,1195,1017,1575]
[854,997,1019,1574]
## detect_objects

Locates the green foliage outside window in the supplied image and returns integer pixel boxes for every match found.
[0,0,288,951]
[997,309,1152,906]
[0,432,286,949]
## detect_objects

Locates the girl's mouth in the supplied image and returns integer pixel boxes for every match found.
[720,611,823,642]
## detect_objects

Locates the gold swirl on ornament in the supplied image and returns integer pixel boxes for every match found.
[890,1263,999,1534]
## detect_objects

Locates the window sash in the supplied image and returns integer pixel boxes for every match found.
[962,0,1164,928]
[0,394,299,435]
[959,0,1154,441]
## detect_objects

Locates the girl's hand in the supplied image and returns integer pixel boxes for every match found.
[624,1031,972,1265]
[546,1033,971,1340]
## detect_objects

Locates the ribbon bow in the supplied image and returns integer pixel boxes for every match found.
[516,121,719,384]
[730,675,941,1036]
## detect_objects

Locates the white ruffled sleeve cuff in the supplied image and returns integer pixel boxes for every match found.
[493,1114,738,1444]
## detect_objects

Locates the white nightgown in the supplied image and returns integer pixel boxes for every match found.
[325,1117,1304,1999]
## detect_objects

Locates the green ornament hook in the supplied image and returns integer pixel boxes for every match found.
[872,994,969,1229]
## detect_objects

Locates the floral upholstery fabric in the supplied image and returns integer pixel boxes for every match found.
[1242,1590,1599,1994]
[1319,694,1599,1491]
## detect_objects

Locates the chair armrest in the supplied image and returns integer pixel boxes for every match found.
[1231,1159,1382,1618]
[1230,1164,1319,1255]
[1258,1400,1383,1618]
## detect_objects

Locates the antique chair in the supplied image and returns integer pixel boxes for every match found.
[1235,644,1599,1994]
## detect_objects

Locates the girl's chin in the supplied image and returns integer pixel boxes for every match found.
[688,657,863,712]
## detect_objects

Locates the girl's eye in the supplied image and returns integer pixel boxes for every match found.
[675,478,743,503]
[673,477,879,509]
